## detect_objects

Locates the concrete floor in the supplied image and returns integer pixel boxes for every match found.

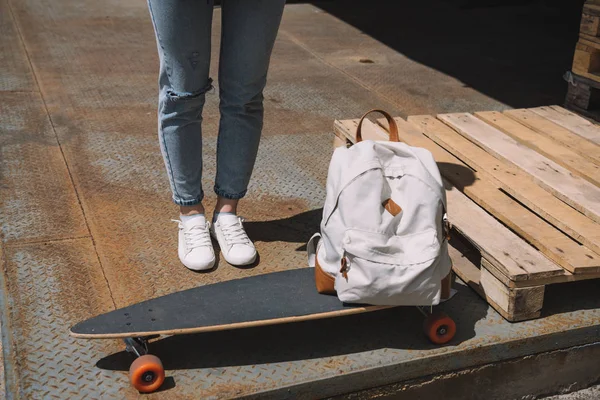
[544,386,600,400]
[1,0,599,398]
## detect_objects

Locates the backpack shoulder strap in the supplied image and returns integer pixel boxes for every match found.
[356,109,399,143]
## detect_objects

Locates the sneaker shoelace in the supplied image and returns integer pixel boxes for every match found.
[220,218,251,246]
[172,220,212,251]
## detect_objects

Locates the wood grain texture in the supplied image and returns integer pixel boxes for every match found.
[578,36,600,51]
[572,41,600,78]
[379,118,599,273]
[475,111,600,186]
[445,185,562,280]
[334,118,565,280]
[332,134,348,149]
[530,106,600,146]
[504,108,600,165]
[481,258,600,288]
[572,37,600,82]
[450,253,542,322]
[581,11,600,36]
[407,115,600,258]
[480,268,544,322]
[438,113,600,224]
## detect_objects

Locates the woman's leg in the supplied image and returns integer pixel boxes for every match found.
[209,0,286,266]
[214,0,286,210]
[148,0,214,213]
[148,0,216,270]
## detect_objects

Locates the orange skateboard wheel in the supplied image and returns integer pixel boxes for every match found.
[423,312,456,345]
[129,354,165,393]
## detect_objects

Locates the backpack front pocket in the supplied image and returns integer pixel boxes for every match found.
[335,228,442,306]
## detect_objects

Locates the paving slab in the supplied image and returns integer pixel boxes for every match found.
[280,1,580,115]
[1,0,599,398]
[0,92,88,244]
[0,239,118,398]
[0,0,35,91]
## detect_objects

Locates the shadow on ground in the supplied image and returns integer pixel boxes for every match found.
[243,162,478,249]
[542,279,600,318]
[245,208,322,250]
[309,0,584,108]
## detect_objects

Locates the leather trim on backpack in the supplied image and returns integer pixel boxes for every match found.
[382,198,402,216]
[441,271,453,300]
[315,257,336,294]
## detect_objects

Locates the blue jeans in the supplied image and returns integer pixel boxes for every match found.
[148,0,286,206]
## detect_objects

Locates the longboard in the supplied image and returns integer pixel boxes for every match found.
[70,268,387,339]
[70,268,456,393]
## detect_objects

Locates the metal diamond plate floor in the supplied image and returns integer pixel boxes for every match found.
[1,0,599,398]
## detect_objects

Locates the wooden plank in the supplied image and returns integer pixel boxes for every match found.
[564,73,600,117]
[408,115,600,258]
[438,113,600,224]
[334,118,566,279]
[480,268,544,322]
[581,11,600,36]
[504,108,600,165]
[579,35,600,50]
[475,111,600,187]
[573,42,600,78]
[583,3,600,18]
[530,106,600,146]
[446,184,560,282]
[481,259,600,289]
[337,117,600,274]
[451,252,542,322]
[332,135,348,149]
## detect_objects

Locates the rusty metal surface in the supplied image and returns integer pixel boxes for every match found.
[1,238,600,399]
[279,2,576,116]
[1,0,600,399]
[1,240,119,399]
[278,5,504,117]
[6,0,402,309]
[0,0,35,91]
[0,92,88,244]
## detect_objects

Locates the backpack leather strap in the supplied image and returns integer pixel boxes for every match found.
[356,109,399,143]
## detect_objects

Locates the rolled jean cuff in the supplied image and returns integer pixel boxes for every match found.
[172,194,204,207]
[214,186,247,200]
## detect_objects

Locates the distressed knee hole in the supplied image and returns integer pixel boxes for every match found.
[166,78,214,101]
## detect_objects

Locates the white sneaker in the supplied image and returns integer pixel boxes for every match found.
[173,216,216,271]
[210,214,257,266]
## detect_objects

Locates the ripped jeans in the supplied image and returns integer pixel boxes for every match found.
[147,0,286,206]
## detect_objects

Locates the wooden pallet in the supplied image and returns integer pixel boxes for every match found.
[573,1,600,82]
[565,1,600,120]
[333,106,600,322]
[565,71,600,121]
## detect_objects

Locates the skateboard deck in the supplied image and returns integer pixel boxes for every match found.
[69,268,389,339]
[70,267,456,393]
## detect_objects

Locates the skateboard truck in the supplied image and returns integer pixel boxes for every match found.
[124,337,149,358]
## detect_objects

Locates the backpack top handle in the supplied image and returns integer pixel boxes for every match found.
[355,109,400,143]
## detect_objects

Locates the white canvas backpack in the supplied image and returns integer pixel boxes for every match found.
[307,110,452,306]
